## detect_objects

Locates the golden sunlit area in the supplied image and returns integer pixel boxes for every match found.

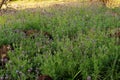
[0,0,120,80]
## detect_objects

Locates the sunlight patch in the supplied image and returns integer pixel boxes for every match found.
[106,0,120,8]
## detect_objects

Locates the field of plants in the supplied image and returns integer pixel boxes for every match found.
[0,1,120,80]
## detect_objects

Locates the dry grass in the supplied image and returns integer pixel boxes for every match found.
[7,0,80,10]
[106,0,120,8]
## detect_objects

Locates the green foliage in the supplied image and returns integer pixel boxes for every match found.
[0,3,120,80]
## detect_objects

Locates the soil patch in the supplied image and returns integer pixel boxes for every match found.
[13,29,53,40]
[0,44,13,67]
[109,28,120,45]
[38,75,53,80]
[109,28,120,38]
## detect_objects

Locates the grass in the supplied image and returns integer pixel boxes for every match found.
[0,1,120,80]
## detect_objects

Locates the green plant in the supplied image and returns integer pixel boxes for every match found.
[0,1,120,80]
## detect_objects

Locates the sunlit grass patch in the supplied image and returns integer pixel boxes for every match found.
[106,0,120,8]
[0,16,6,26]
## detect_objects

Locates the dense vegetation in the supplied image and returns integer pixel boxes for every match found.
[0,1,120,80]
